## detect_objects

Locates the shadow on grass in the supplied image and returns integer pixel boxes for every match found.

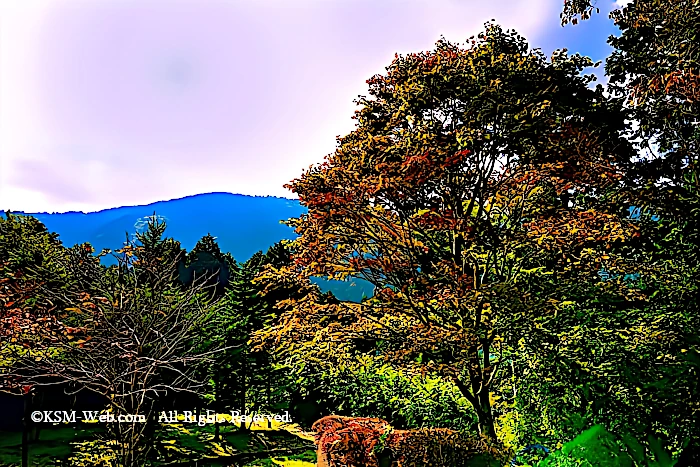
[0,418,315,466]
[0,426,101,466]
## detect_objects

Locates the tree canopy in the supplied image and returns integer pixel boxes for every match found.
[254,23,647,441]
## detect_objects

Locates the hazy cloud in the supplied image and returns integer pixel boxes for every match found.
[2,0,560,213]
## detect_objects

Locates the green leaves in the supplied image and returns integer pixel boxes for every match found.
[270,19,648,445]
[538,425,682,467]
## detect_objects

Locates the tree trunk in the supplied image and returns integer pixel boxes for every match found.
[476,390,497,439]
[240,354,249,432]
[453,375,498,442]
[32,389,43,442]
[266,356,272,428]
[214,367,220,441]
[22,391,31,467]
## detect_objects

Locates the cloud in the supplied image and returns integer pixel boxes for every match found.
[1,0,558,213]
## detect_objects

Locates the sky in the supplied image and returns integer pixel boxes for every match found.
[0,0,626,213]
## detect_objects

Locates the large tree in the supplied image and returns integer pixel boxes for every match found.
[1,213,102,389]
[255,23,641,442]
[4,217,230,466]
[182,233,235,295]
[559,0,700,461]
[562,0,699,208]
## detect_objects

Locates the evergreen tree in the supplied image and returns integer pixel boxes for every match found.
[183,233,231,296]
[130,212,187,288]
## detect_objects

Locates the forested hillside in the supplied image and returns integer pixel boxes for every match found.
[0,193,374,302]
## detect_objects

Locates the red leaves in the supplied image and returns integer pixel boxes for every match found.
[314,416,390,467]
[314,415,506,466]
[444,149,471,167]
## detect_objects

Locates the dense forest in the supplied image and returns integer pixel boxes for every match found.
[1,0,699,465]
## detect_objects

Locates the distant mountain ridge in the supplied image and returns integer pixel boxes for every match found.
[1,192,373,302]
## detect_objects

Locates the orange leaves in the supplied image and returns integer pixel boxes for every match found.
[115,245,135,257]
[314,416,391,467]
[314,415,506,467]
[269,22,653,441]
[411,209,464,232]
[443,149,471,168]
[639,70,700,105]
[525,209,638,252]
[401,151,431,179]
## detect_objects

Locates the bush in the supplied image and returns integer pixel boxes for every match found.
[308,357,478,431]
[537,425,682,467]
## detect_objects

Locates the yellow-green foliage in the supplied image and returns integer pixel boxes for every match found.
[270,459,315,466]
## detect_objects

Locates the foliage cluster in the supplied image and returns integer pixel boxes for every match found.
[313,415,505,467]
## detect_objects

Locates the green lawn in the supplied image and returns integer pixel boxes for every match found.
[0,426,99,466]
[0,417,316,467]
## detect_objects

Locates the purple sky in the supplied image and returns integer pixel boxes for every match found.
[0,0,624,213]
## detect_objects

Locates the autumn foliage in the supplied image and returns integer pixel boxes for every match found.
[313,415,506,467]
[2,0,699,464]
[254,22,644,442]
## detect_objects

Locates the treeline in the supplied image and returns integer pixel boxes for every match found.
[0,212,320,465]
[252,5,700,465]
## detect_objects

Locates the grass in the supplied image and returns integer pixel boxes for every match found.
[0,413,316,467]
[0,426,99,466]
[243,450,317,467]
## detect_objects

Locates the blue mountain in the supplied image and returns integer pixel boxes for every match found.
[1,192,374,302]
